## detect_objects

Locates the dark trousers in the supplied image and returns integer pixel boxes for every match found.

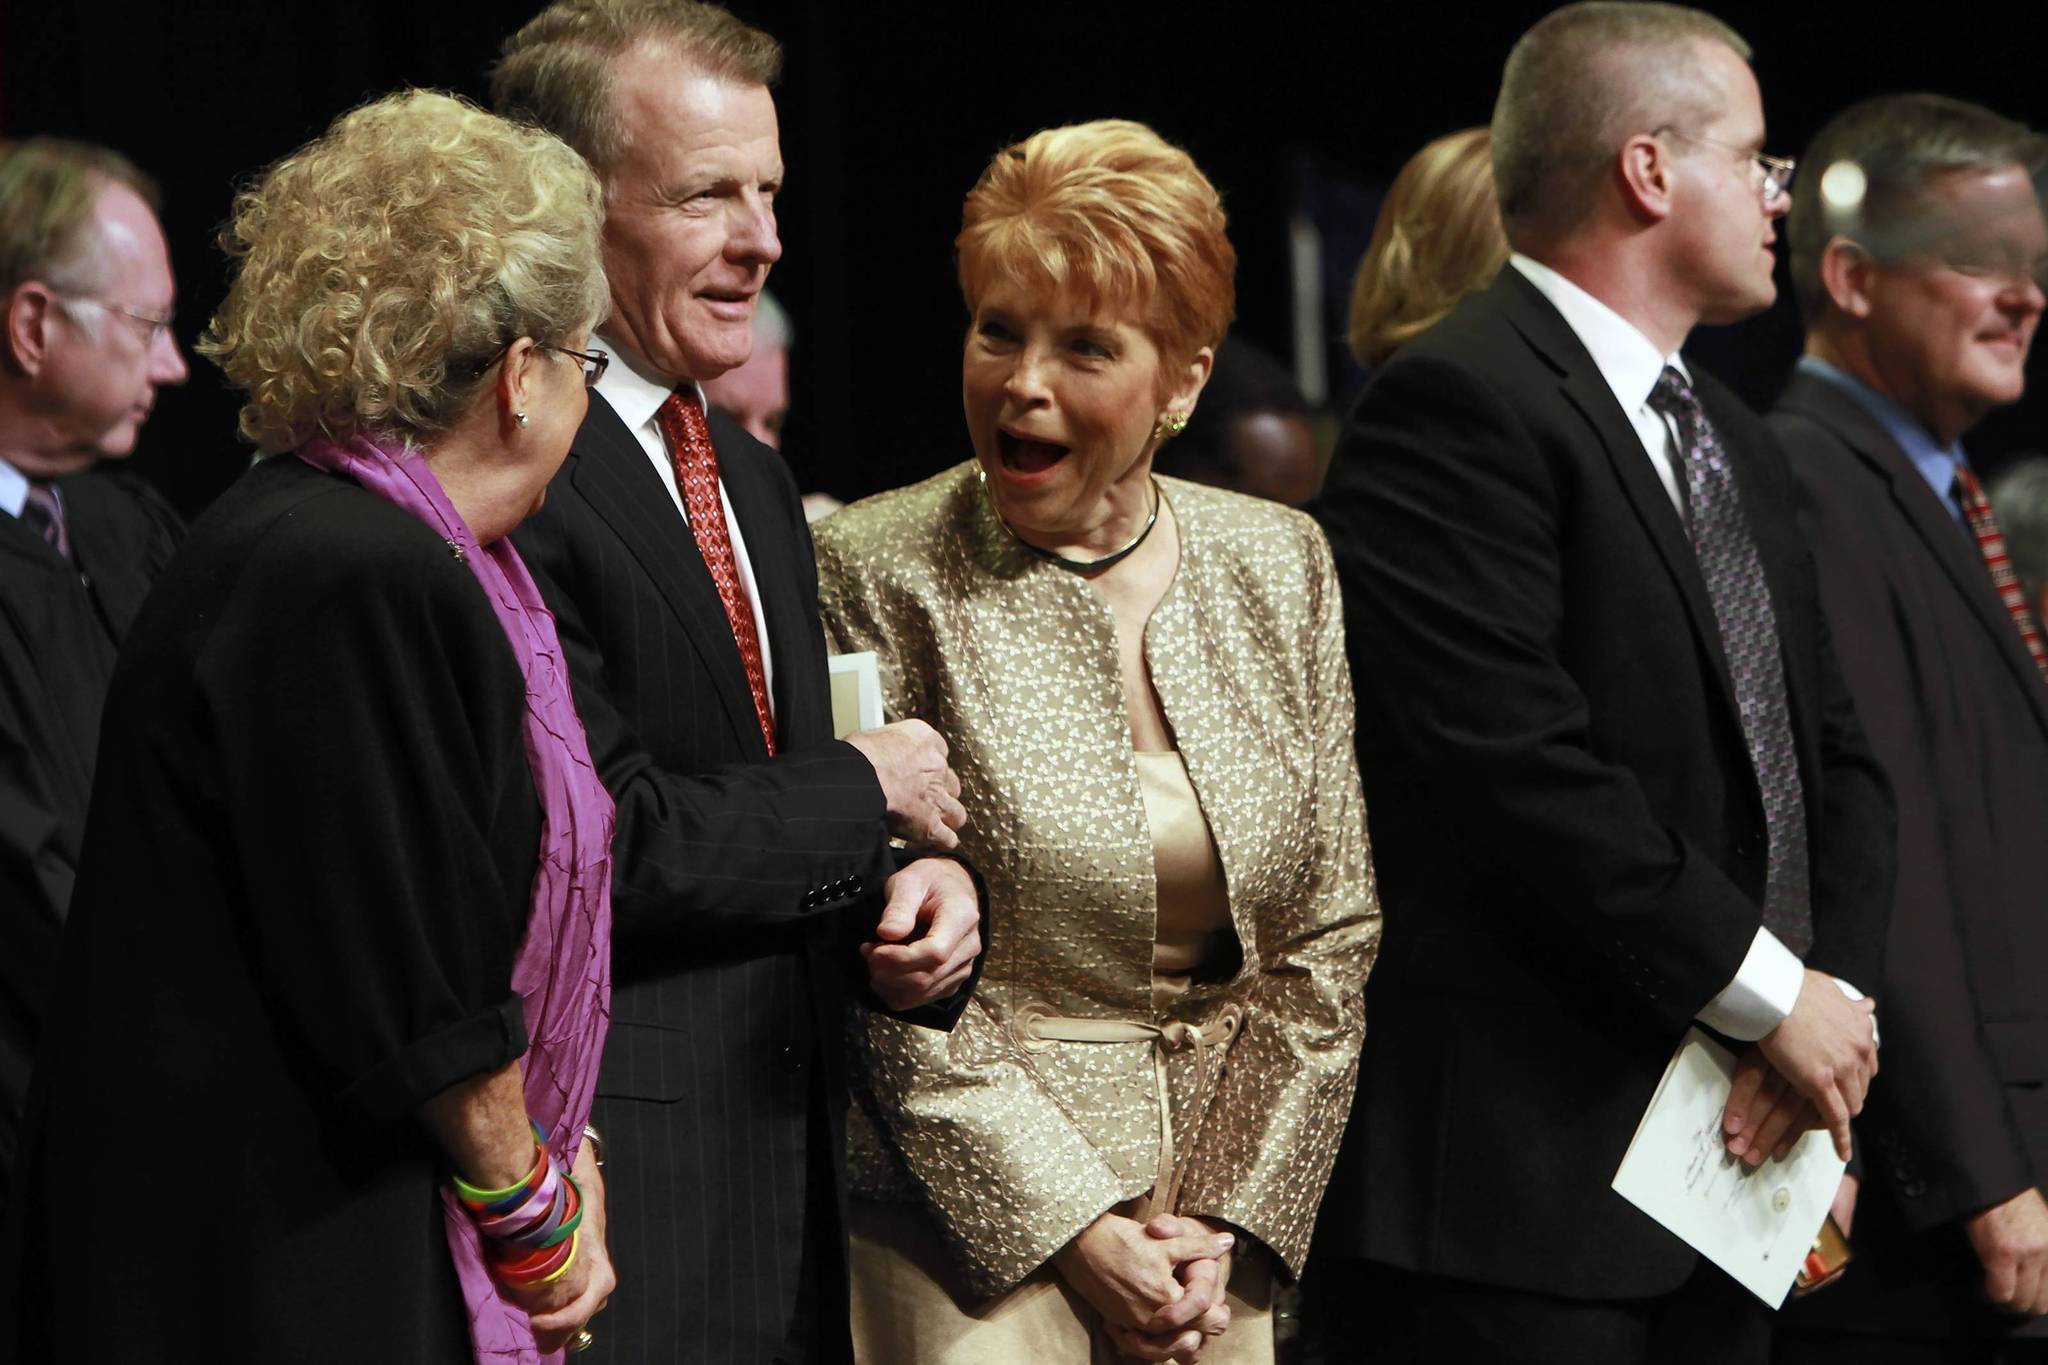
[1300,1255,1770,1365]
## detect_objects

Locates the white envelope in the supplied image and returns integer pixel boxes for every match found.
[827,651,885,738]
[1611,1027,1845,1307]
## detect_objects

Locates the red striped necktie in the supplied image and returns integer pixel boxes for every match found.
[1954,461,2048,682]
[655,389,777,752]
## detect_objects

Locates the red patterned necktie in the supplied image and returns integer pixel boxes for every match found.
[1953,461,2048,683]
[656,388,777,752]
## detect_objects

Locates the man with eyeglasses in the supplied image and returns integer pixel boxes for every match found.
[1769,94,2048,1360]
[0,137,187,1218]
[1310,4,1892,1360]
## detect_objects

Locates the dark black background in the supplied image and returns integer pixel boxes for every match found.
[5,2,2042,516]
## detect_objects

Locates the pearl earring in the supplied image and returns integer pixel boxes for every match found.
[516,411,529,427]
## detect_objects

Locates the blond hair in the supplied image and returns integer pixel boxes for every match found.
[490,0,780,172]
[0,138,158,297]
[1348,128,1507,367]
[1493,2,1751,238]
[957,119,1236,380]
[201,90,608,455]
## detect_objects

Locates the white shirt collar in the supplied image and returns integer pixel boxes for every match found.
[0,456,30,520]
[1509,253,1690,413]
[591,333,704,436]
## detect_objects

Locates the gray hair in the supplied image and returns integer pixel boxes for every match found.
[1787,94,2047,325]
[0,138,159,302]
[1492,2,1751,239]
[490,0,780,174]
[1990,457,2048,598]
[754,288,792,351]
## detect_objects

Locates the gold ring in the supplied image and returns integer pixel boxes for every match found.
[568,1327,595,1353]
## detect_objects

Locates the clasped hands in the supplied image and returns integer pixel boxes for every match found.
[1054,1209,1238,1363]
[1720,968,1878,1166]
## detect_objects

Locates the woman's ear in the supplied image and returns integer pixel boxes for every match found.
[496,337,542,431]
[1164,344,1215,419]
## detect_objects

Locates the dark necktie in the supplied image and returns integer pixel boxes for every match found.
[655,388,777,754]
[20,480,71,562]
[1952,461,2048,682]
[1649,366,1813,955]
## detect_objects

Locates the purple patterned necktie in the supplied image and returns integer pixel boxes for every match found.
[1649,366,1813,955]
[20,481,71,562]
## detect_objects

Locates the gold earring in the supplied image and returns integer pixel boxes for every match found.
[1153,410,1190,442]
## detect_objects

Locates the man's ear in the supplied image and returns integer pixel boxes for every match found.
[4,282,59,377]
[1819,238,1877,320]
[1618,134,1678,226]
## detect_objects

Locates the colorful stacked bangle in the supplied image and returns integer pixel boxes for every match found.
[453,1122,583,1290]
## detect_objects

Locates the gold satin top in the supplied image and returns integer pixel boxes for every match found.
[1138,751,1231,997]
[814,464,1380,1298]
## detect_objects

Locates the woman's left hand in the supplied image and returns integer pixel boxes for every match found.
[523,1140,616,1353]
[1105,1214,1236,1363]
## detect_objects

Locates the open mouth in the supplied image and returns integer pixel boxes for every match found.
[997,430,1069,474]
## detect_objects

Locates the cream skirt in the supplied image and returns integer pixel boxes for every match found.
[849,1200,1275,1364]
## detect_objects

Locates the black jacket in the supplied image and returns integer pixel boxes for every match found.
[1311,268,1894,1298]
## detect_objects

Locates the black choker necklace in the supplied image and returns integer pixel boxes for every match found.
[981,469,1162,575]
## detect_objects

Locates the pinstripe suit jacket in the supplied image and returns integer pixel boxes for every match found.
[513,395,915,1363]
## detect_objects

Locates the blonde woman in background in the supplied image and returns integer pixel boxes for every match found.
[3,91,618,1362]
[1346,127,1508,370]
[816,119,1378,1364]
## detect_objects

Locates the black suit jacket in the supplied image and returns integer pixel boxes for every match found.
[1309,269,1894,1299]
[1770,371,2048,1332]
[512,395,967,1363]
[0,468,179,1209]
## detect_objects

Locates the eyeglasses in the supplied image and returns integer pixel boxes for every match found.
[472,340,610,388]
[55,291,176,344]
[1656,127,1797,206]
[538,342,609,388]
[1927,240,2048,292]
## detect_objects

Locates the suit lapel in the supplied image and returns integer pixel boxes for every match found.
[1494,271,1741,714]
[569,393,769,757]
[1780,370,2048,730]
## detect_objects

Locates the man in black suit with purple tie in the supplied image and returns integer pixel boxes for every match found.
[0,138,186,1217]
[492,4,985,1361]
[1310,5,1894,1361]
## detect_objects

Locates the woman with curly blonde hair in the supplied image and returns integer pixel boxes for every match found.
[4,90,618,1363]
[1346,128,1507,369]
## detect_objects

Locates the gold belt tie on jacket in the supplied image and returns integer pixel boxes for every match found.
[1010,1000,1246,1220]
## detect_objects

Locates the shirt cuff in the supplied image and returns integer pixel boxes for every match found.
[1695,928,1804,1041]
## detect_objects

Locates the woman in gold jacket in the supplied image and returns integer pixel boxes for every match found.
[814,119,1379,1364]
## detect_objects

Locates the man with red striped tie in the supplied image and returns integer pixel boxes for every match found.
[1770,92,2048,1359]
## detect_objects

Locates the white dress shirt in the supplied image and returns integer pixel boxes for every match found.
[1508,254,1837,1043]
[0,456,31,519]
[594,336,776,721]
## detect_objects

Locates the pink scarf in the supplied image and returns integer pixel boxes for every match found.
[297,433,613,1364]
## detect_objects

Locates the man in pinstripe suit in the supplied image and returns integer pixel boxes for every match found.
[494,5,986,1361]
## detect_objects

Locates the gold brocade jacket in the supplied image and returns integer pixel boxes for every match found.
[814,464,1380,1299]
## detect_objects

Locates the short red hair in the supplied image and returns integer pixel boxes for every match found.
[957,119,1236,377]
